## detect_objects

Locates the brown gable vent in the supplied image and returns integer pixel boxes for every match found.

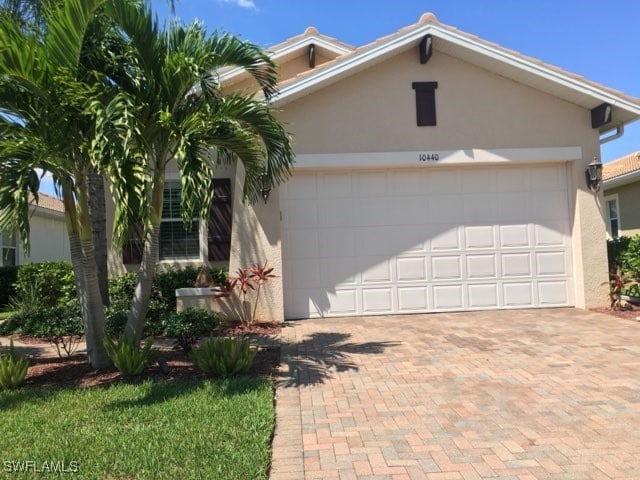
[308,44,316,68]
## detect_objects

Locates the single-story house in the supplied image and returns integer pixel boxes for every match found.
[2,192,70,266]
[107,13,640,321]
[603,151,640,238]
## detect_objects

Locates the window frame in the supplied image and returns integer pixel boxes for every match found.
[0,230,17,266]
[604,193,621,239]
[159,180,203,262]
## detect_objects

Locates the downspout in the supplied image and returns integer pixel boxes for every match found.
[599,123,624,144]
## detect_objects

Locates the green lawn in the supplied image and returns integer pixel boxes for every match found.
[0,378,274,479]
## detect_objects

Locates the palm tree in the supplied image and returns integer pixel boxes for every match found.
[0,0,120,367]
[104,0,295,342]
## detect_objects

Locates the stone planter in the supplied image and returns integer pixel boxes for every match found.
[175,287,229,313]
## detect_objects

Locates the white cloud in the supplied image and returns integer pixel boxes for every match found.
[219,0,256,9]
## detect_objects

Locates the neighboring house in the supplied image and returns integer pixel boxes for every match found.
[2,192,70,266]
[107,13,640,321]
[603,151,640,238]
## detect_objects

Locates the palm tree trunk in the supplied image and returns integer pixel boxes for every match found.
[81,237,110,368]
[88,168,109,306]
[62,179,110,368]
[124,223,160,342]
[125,171,164,343]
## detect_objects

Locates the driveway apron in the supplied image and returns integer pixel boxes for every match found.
[270,309,640,479]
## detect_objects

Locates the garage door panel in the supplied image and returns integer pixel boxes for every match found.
[353,172,388,196]
[468,284,499,308]
[461,169,496,194]
[319,174,352,198]
[327,290,358,315]
[321,258,357,286]
[464,226,495,249]
[530,191,568,221]
[503,283,534,306]
[500,225,530,248]
[529,164,566,190]
[318,198,353,227]
[536,251,567,275]
[430,226,460,251]
[431,256,462,280]
[433,285,464,309]
[360,257,392,283]
[362,288,393,313]
[319,229,355,258]
[289,259,323,288]
[538,281,569,305]
[428,195,463,222]
[396,257,427,281]
[498,195,530,222]
[535,223,566,246]
[282,165,573,318]
[286,200,318,227]
[502,253,532,277]
[463,194,499,223]
[283,175,317,199]
[494,168,531,192]
[467,254,497,279]
[398,286,428,311]
[287,229,318,259]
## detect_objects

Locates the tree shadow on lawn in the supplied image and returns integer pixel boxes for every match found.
[274,329,402,388]
[103,376,269,411]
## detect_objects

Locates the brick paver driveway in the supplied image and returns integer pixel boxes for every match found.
[270,309,640,479]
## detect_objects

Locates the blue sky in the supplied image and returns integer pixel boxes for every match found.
[152,0,640,163]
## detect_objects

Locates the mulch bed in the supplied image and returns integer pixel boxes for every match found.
[591,304,640,322]
[17,321,282,390]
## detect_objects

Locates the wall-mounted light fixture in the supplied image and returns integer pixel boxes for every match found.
[260,169,271,204]
[585,157,603,192]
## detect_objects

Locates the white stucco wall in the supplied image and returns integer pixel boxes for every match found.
[18,210,70,264]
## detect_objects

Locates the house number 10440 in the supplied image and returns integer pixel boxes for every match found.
[418,153,439,162]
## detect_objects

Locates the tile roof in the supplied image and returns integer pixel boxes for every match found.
[603,151,640,181]
[30,192,65,214]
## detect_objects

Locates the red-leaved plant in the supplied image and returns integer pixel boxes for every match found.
[228,261,276,325]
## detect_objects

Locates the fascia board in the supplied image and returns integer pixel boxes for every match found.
[219,36,353,83]
[272,24,640,118]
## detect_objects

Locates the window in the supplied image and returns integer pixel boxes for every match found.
[605,195,620,238]
[159,182,200,260]
[122,179,233,264]
[412,81,438,126]
[1,230,16,266]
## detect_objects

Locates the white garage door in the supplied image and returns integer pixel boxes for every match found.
[281,163,574,319]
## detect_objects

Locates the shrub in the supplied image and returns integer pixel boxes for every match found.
[621,235,640,281]
[160,308,220,353]
[154,266,227,312]
[228,261,275,325]
[105,307,129,338]
[190,337,256,377]
[0,340,29,390]
[13,262,76,308]
[0,306,83,358]
[108,272,167,327]
[0,265,18,309]
[103,335,154,376]
[607,235,640,296]
[8,277,44,313]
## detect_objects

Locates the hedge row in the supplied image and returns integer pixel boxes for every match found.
[0,262,226,310]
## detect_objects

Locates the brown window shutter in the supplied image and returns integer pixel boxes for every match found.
[412,82,438,126]
[208,179,232,261]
